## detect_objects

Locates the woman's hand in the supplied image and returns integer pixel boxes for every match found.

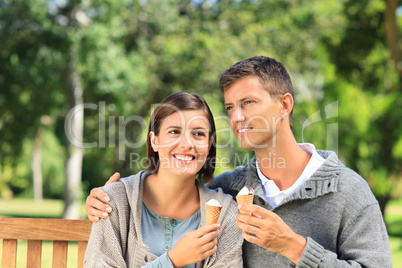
[167,224,220,268]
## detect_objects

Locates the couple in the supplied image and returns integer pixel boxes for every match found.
[84,56,392,267]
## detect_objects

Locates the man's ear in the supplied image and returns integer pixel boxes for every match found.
[149,131,158,152]
[280,93,294,119]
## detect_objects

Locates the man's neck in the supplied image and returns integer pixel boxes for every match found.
[255,135,311,191]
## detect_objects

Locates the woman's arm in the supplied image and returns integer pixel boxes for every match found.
[84,183,129,267]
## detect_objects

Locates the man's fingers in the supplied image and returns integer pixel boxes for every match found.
[105,172,120,186]
[237,204,273,219]
[85,197,110,221]
[87,191,112,213]
[236,217,264,237]
[90,187,110,203]
[241,230,263,247]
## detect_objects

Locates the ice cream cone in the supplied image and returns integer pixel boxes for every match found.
[236,194,254,215]
[205,204,222,225]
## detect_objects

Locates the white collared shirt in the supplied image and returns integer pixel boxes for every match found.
[256,143,325,208]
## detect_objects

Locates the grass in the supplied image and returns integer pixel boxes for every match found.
[385,200,402,268]
[0,198,402,267]
[0,198,87,219]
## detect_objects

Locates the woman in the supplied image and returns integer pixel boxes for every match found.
[84,92,243,267]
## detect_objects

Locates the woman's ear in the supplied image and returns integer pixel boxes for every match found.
[149,131,158,152]
[280,93,294,119]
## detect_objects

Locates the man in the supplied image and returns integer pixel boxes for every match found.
[85,56,392,267]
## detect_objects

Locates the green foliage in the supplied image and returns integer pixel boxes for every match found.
[0,0,401,209]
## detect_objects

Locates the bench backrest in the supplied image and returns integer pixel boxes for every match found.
[0,217,92,268]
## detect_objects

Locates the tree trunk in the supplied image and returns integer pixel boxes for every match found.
[385,0,402,77]
[63,48,84,219]
[32,127,43,202]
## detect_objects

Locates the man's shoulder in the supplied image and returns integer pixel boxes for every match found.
[207,161,253,197]
[313,150,378,205]
[337,166,377,202]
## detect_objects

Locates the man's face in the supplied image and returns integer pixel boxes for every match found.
[223,76,284,151]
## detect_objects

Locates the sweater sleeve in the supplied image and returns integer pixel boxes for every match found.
[204,196,243,268]
[297,203,392,268]
[84,183,130,267]
[142,253,174,268]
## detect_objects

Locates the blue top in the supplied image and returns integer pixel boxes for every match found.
[141,202,201,268]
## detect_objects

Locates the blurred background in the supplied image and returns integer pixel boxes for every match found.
[1,0,402,265]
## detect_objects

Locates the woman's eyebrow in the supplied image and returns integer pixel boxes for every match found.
[164,126,182,130]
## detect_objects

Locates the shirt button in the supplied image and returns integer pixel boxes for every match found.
[165,246,169,249]
[166,237,170,241]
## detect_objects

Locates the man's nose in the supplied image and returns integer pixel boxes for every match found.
[231,106,245,123]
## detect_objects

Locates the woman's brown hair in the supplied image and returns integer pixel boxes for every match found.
[146,92,216,183]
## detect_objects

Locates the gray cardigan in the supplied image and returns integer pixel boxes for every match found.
[84,171,243,267]
[209,150,392,268]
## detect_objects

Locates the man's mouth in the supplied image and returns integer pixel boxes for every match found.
[237,128,252,134]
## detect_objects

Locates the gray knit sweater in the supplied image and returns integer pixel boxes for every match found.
[84,171,243,267]
[208,150,392,268]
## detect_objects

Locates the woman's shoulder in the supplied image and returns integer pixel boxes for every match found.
[102,171,148,204]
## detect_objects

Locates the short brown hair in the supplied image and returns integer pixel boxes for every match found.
[146,92,216,183]
[219,56,295,129]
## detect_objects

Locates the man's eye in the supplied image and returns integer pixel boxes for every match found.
[244,100,253,105]
[225,106,233,111]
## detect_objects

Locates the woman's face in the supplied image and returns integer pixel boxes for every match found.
[150,109,211,178]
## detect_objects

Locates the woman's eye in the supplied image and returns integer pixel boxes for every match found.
[168,130,180,134]
[194,132,206,137]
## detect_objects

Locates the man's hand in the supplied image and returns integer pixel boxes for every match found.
[85,172,121,222]
[168,224,220,267]
[236,204,306,265]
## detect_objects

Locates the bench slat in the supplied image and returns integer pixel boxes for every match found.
[77,241,88,268]
[2,239,17,268]
[27,240,42,268]
[0,218,92,241]
[53,241,68,268]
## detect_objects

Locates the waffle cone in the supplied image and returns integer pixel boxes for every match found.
[236,194,254,215]
[205,204,222,225]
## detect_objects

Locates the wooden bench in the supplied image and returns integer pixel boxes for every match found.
[0,218,92,268]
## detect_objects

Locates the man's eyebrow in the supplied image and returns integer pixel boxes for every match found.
[224,97,252,106]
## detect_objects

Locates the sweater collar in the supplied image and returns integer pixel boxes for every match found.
[230,150,343,205]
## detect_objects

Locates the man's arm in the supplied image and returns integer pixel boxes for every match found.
[85,172,120,222]
[236,203,392,267]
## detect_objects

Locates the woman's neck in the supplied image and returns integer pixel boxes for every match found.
[142,170,200,221]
